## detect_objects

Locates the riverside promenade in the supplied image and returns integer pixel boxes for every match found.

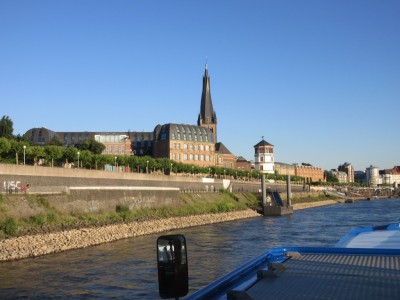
[0,200,341,262]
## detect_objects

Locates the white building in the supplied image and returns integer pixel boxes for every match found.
[254,139,274,174]
[366,165,381,187]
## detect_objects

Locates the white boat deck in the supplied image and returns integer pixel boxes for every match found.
[336,224,400,249]
[228,251,400,300]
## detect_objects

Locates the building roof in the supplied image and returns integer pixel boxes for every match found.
[236,156,248,162]
[197,63,217,126]
[254,139,274,148]
[215,142,233,155]
[153,123,214,143]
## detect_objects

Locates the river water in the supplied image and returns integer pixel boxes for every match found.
[1,198,399,299]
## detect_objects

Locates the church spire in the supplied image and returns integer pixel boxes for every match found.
[198,62,217,142]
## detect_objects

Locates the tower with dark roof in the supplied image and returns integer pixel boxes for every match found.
[254,138,275,173]
[197,62,217,142]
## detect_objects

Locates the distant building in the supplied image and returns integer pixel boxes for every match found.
[381,166,400,187]
[236,156,252,172]
[354,171,366,183]
[274,162,296,176]
[215,142,237,169]
[25,128,132,156]
[366,165,380,187]
[128,131,153,156]
[254,139,274,174]
[295,164,324,182]
[338,162,354,183]
[330,169,348,183]
[152,123,215,167]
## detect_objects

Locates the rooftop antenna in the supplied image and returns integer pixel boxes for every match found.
[262,135,264,140]
[205,56,208,70]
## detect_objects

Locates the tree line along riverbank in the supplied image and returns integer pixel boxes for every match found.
[0,191,341,261]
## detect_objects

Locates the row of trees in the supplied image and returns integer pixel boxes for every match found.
[0,115,307,181]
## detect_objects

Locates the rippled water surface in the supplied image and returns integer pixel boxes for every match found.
[1,198,399,299]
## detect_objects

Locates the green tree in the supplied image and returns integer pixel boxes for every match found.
[29,146,46,165]
[79,150,93,168]
[0,137,11,160]
[44,145,64,167]
[48,135,63,146]
[326,172,339,183]
[63,147,78,167]
[76,140,105,155]
[9,139,27,164]
[0,115,14,138]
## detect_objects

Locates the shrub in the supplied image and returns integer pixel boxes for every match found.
[36,197,50,209]
[116,204,130,213]
[47,212,58,222]
[1,217,17,236]
[29,214,46,226]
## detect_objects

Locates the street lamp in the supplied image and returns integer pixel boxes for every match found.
[114,156,117,170]
[146,160,149,174]
[23,145,26,165]
[77,151,80,169]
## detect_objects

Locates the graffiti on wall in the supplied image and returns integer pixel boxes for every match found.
[3,181,30,194]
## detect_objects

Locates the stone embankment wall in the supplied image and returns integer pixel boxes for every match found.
[0,210,261,261]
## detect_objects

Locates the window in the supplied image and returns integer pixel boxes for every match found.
[195,155,198,161]
[183,144,188,149]
[171,133,175,140]
[184,154,188,160]
[189,144,193,150]
[200,145,204,151]
[189,154,193,160]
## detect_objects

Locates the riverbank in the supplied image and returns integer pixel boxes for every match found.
[0,210,261,262]
[0,198,345,262]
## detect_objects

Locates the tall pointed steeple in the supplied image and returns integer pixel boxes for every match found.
[198,61,217,142]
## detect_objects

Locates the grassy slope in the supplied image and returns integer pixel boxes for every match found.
[0,191,260,238]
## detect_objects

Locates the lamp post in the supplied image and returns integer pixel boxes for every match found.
[170,163,173,175]
[23,145,26,165]
[77,151,80,169]
[114,156,117,170]
[146,160,149,174]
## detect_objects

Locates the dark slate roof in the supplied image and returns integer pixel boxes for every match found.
[153,123,214,143]
[198,64,217,125]
[236,156,248,162]
[254,139,274,148]
[215,142,233,154]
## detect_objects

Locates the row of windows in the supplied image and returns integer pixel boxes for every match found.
[95,135,128,143]
[64,133,91,142]
[256,148,273,154]
[175,125,208,135]
[170,132,209,142]
[171,153,213,162]
[133,134,152,142]
[103,145,127,155]
[133,141,152,147]
[171,143,212,151]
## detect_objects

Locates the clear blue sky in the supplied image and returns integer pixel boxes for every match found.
[1,0,399,171]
